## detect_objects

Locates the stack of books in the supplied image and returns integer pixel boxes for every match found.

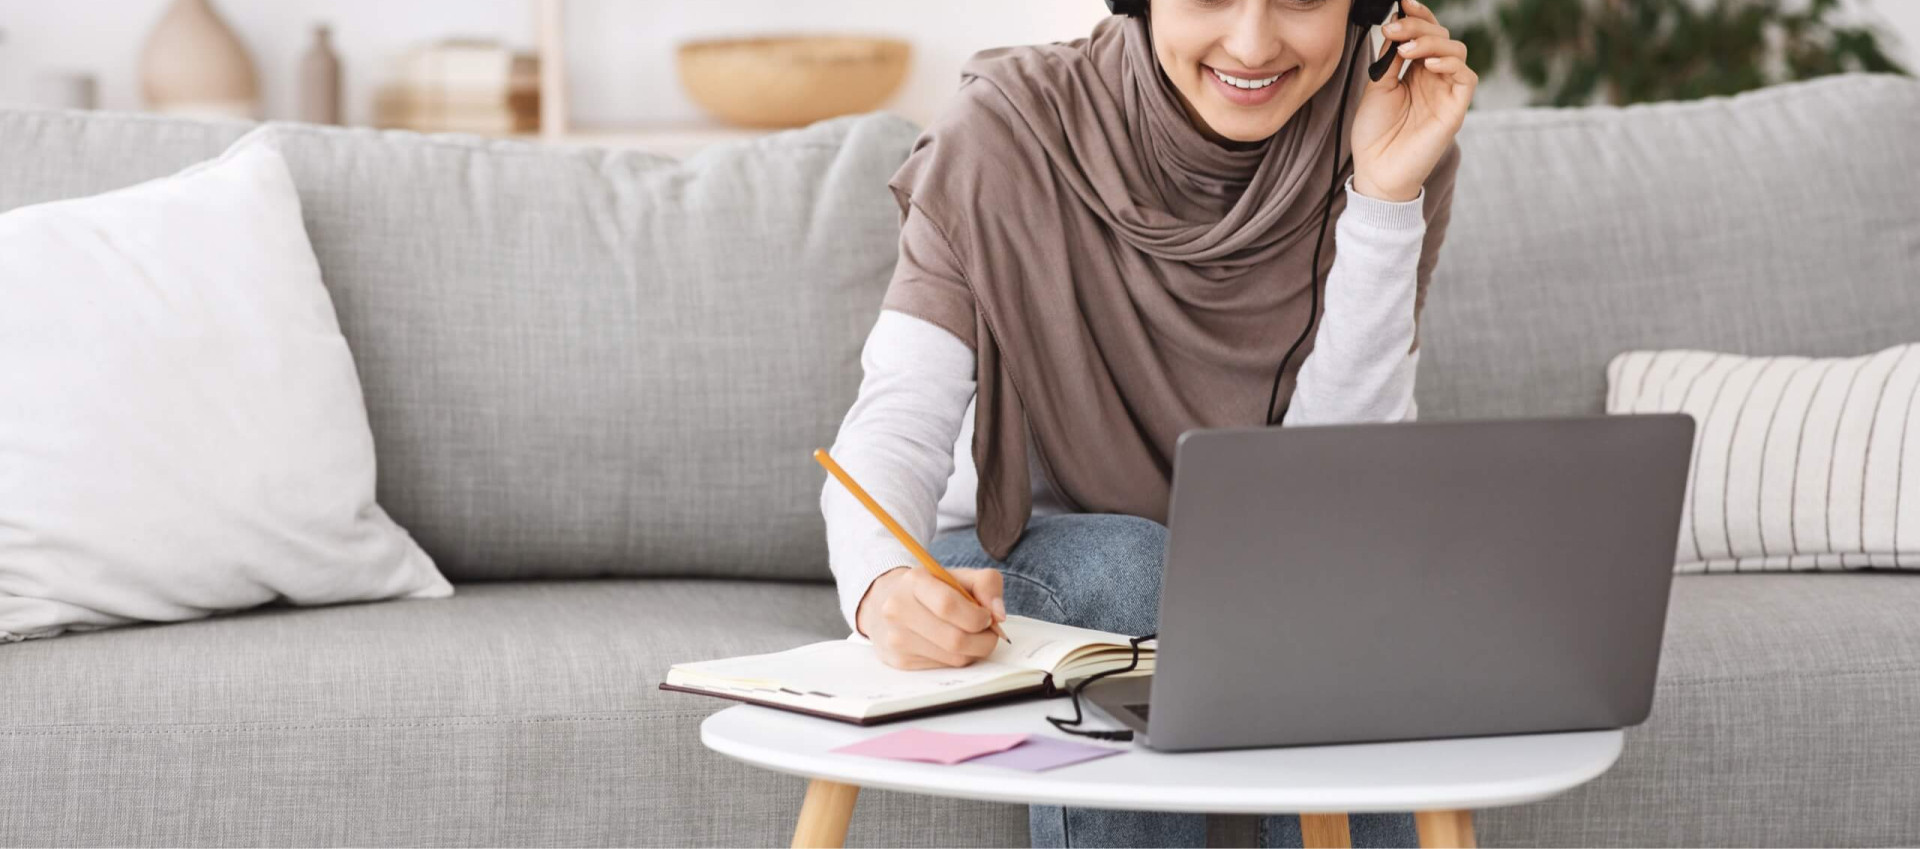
[375,39,539,135]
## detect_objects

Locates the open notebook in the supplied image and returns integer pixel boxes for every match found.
[660,616,1155,724]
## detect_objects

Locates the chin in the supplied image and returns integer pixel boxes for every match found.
[1197,106,1289,144]
[1211,117,1284,143]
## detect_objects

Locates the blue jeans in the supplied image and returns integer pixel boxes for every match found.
[928,513,1420,849]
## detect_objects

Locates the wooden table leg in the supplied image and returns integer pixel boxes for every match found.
[791,779,860,849]
[1300,813,1353,848]
[1414,810,1477,848]
[1205,813,1260,847]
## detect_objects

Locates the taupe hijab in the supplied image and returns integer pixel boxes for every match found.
[884,13,1461,560]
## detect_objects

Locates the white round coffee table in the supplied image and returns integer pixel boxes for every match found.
[701,699,1623,848]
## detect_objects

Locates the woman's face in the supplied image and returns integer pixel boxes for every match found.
[1149,0,1353,145]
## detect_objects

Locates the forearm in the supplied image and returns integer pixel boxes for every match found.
[1283,175,1429,426]
[823,309,977,632]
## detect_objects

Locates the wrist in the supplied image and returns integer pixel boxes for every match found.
[854,566,911,637]
[1351,173,1420,204]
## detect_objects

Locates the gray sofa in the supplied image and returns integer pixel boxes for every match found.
[2,72,1917,848]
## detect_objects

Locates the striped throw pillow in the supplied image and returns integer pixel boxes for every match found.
[1607,343,1920,572]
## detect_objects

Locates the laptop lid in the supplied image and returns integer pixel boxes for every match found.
[1144,413,1695,752]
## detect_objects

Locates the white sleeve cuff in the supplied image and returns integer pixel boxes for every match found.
[1343,174,1427,232]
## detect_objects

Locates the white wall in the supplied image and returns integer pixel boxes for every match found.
[0,0,1915,125]
[1871,0,1920,67]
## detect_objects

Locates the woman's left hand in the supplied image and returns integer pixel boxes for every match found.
[1350,0,1477,203]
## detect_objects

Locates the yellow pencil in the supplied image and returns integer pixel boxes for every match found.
[814,448,1010,645]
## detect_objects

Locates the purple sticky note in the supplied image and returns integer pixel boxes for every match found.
[968,735,1126,771]
[832,728,1031,765]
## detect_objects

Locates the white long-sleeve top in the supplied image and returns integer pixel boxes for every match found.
[823,176,1432,631]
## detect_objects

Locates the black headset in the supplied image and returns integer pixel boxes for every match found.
[1106,0,1399,38]
[1106,0,1401,80]
[1102,0,1407,426]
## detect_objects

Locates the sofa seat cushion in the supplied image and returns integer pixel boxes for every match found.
[1,580,851,728]
[6,574,1916,846]
[0,580,1029,846]
[1482,572,1920,847]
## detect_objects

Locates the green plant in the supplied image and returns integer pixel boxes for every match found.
[1425,0,1912,106]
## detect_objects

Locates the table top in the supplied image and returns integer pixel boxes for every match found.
[701,698,1624,814]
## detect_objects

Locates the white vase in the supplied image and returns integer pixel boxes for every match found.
[140,0,259,119]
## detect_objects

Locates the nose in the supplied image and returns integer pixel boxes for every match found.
[1219,1,1285,71]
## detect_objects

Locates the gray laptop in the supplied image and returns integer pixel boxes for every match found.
[1085,413,1696,752]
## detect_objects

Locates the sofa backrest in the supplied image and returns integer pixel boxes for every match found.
[1419,73,1920,420]
[0,109,916,583]
[3,73,1914,582]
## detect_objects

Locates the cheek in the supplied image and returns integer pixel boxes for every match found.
[1302,42,1349,92]
[1315,28,1353,73]
[1151,17,1215,82]
[1163,42,1201,80]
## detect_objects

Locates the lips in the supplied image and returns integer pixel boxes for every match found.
[1204,64,1290,106]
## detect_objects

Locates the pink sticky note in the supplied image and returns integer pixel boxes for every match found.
[968,735,1126,771]
[832,728,1031,765]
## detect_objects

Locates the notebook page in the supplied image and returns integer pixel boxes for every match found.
[992,616,1136,673]
[670,639,1031,704]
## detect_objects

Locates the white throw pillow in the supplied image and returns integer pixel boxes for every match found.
[1608,343,1920,573]
[0,128,451,642]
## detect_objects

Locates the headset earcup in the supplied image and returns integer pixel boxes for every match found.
[1349,0,1398,27]
[1106,0,1147,17]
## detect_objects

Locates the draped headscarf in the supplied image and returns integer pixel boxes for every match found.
[883,12,1461,560]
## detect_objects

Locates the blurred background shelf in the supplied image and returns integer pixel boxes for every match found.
[532,0,913,153]
[0,1,1109,157]
[0,1,1914,158]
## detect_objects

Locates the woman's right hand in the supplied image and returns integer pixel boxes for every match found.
[855,565,1008,670]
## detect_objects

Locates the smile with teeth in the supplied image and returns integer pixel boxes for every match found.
[1210,67,1285,90]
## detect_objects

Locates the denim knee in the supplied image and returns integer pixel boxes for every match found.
[1017,514,1167,636]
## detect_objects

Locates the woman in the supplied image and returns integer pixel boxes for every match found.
[824,0,1475,845]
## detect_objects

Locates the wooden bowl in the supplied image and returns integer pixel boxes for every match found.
[677,35,911,128]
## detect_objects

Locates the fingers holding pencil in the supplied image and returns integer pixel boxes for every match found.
[864,566,1006,669]
[948,567,1006,622]
[914,567,1005,639]
[816,448,1012,652]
